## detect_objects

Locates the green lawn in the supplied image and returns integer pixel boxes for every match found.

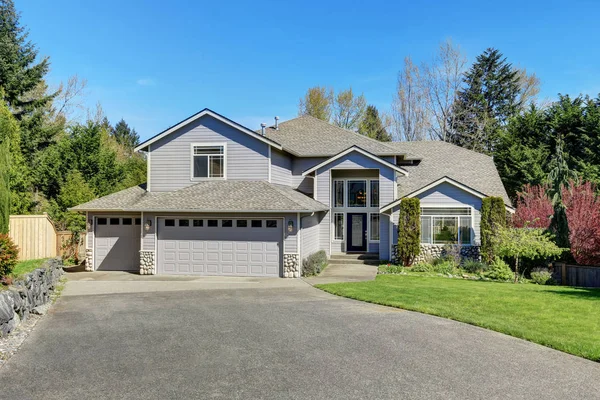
[11,258,49,279]
[316,274,600,361]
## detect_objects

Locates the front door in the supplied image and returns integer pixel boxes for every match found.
[347,213,367,252]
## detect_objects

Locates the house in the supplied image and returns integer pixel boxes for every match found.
[71,109,512,277]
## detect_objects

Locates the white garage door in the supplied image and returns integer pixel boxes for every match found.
[157,217,282,277]
[94,217,141,271]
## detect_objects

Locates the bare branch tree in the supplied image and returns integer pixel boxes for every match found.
[421,39,467,141]
[54,74,88,121]
[332,87,367,130]
[392,57,430,141]
[515,68,541,108]
[298,86,334,121]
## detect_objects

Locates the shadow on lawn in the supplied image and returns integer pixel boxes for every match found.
[546,285,600,300]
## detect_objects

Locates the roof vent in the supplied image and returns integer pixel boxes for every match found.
[260,123,266,136]
[274,116,279,130]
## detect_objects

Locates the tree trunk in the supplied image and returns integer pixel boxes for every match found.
[514,255,519,283]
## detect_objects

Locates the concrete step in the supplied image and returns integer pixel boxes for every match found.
[328,258,381,266]
[330,253,379,261]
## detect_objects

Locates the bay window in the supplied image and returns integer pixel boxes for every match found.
[420,207,472,245]
[192,144,225,179]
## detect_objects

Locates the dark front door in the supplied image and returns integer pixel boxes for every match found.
[347,213,367,252]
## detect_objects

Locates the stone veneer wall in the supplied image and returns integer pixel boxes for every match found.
[392,244,481,264]
[139,250,156,275]
[283,253,300,278]
[0,258,64,337]
[85,248,93,271]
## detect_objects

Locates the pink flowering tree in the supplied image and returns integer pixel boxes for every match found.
[562,181,600,265]
[512,184,554,229]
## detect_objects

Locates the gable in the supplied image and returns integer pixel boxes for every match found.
[302,147,408,176]
[135,108,281,152]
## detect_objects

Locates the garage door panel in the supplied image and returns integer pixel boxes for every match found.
[95,219,140,271]
[157,218,281,277]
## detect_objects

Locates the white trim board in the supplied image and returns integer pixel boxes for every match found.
[135,108,283,152]
[380,176,515,213]
[302,146,409,177]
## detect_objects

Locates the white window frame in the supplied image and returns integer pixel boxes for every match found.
[369,213,380,242]
[419,206,473,246]
[333,212,344,241]
[190,142,227,181]
[370,180,379,208]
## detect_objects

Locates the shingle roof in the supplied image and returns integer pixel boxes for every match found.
[386,141,511,205]
[70,181,328,213]
[264,115,412,157]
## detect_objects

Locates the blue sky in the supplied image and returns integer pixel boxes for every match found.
[18,0,600,141]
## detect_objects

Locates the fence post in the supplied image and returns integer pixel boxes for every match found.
[561,263,567,285]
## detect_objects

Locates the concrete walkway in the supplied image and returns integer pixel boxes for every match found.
[303,263,378,285]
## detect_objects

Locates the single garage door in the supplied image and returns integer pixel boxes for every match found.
[157,217,282,276]
[94,217,141,271]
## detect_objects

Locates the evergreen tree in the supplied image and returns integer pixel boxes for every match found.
[397,198,421,266]
[448,48,521,154]
[0,99,19,233]
[548,135,577,249]
[358,105,391,141]
[0,0,54,117]
[480,197,507,263]
[112,119,140,150]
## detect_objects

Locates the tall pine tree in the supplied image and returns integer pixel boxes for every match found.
[358,105,391,141]
[448,48,521,154]
[0,0,54,117]
[112,119,140,150]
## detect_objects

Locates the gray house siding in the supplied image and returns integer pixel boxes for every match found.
[300,213,320,261]
[149,115,270,192]
[291,157,326,195]
[270,148,292,186]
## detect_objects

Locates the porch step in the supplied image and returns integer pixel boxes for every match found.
[329,253,380,266]
[328,258,381,266]
[330,253,379,261]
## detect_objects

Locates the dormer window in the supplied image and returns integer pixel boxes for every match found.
[191,144,226,179]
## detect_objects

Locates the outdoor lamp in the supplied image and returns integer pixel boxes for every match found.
[288,220,294,233]
[144,220,152,232]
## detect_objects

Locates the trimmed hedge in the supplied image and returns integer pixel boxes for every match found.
[302,250,328,277]
[397,198,421,266]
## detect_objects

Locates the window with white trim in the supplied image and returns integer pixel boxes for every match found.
[370,213,380,241]
[370,180,379,207]
[348,180,367,207]
[192,145,224,178]
[420,207,472,245]
[334,213,344,240]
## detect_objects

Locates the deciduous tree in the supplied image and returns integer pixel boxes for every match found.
[512,184,553,229]
[562,181,600,265]
[298,86,333,121]
[392,57,430,141]
[332,87,366,130]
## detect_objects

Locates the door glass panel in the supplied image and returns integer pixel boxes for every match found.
[348,181,367,207]
[351,215,363,247]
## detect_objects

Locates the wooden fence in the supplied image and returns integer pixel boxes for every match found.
[8,215,57,260]
[8,215,86,261]
[552,262,600,288]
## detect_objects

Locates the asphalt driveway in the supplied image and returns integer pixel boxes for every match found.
[1,275,599,399]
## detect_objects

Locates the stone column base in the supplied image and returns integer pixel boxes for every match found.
[140,250,156,275]
[85,249,93,271]
[283,253,300,278]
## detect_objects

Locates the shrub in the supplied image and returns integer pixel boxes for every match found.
[379,264,404,274]
[562,181,600,265]
[483,257,513,281]
[530,268,556,285]
[0,233,19,277]
[481,197,507,263]
[397,198,420,266]
[431,260,455,274]
[302,250,328,277]
[410,262,432,272]
[462,259,489,274]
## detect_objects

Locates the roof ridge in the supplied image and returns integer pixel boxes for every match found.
[389,140,494,161]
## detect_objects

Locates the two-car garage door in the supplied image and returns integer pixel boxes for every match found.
[157,217,282,277]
